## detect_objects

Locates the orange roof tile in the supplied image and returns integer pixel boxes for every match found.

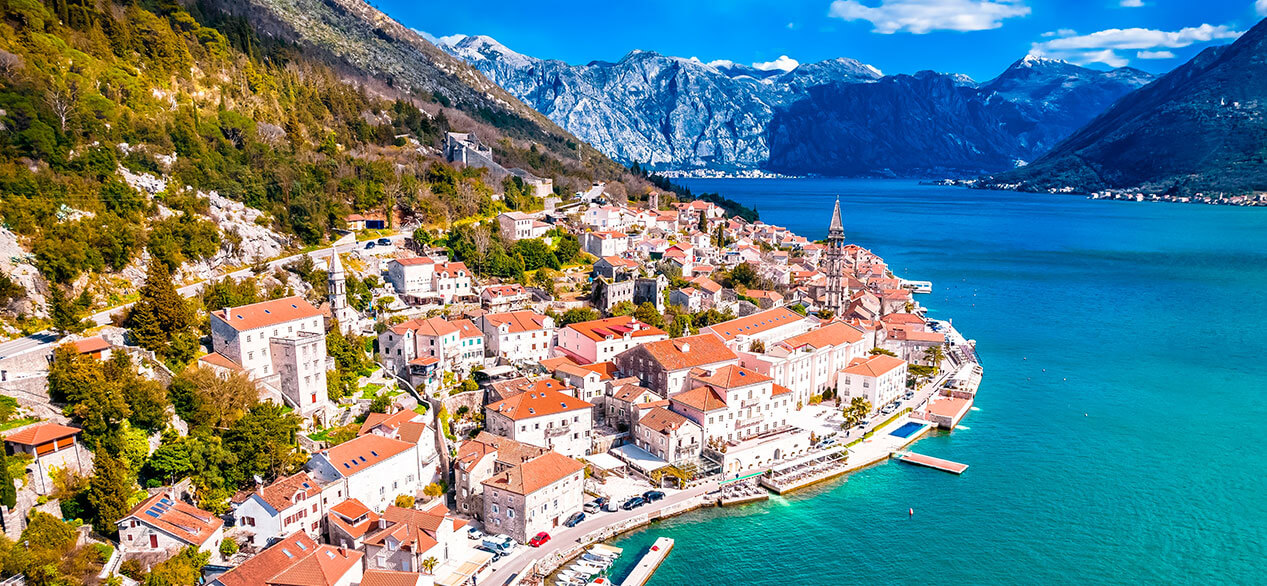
[482,452,585,495]
[692,365,771,388]
[707,307,805,341]
[778,322,864,351]
[451,318,482,339]
[215,532,320,586]
[671,386,728,412]
[121,491,222,546]
[842,354,907,378]
[266,545,363,586]
[72,336,110,354]
[392,257,435,266]
[213,296,322,332]
[5,423,79,446]
[251,472,320,512]
[638,407,696,434]
[321,434,414,478]
[197,351,243,372]
[629,334,737,372]
[564,316,667,342]
[484,311,551,333]
[486,388,592,421]
[360,570,424,586]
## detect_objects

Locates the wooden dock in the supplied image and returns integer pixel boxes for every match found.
[894,451,968,474]
[620,537,674,586]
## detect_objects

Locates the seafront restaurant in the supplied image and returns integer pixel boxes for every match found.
[921,396,973,430]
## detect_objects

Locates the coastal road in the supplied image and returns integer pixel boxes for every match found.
[0,238,362,361]
[482,482,717,586]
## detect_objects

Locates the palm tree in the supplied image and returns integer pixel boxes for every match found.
[924,344,945,374]
[421,556,439,574]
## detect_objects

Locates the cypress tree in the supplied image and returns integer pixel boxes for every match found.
[0,451,16,509]
[128,260,190,354]
[86,451,132,536]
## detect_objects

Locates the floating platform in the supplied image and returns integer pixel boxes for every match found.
[894,451,968,474]
[719,492,769,506]
[620,537,674,586]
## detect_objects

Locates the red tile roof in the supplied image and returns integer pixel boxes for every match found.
[638,407,696,435]
[392,257,435,266]
[927,397,972,419]
[5,423,79,446]
[359,410,423,437]
[215,532,319,586]
[451,318,482,339]
[486,388,592,421]
[121,491,222,546]
[456,432,548,472]
[197,352,243,372]
[484,311,551,333]
[360,570,424,586]
[564,316,667,342]
[671,386,728,412]
[482,452,585,495]
[252,472,320,512]
[706,307,805,341]
[629,334,737,371]
[266,545,363,586]
[842,354,907,378]
[320,434,414,478]
[72,336,110,354]
[778,322,864,351]
[213,296,322,332]
[692,365,771,388]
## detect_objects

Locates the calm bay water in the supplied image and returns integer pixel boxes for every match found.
[607,178,1267,584]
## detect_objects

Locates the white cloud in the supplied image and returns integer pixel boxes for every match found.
[1030,23,1241,66]
[752,55,801,71]
[1041,28,1077,38]
[827,0,1031,34]
[1258,0,1267,17]
[706,59,737,68]
[1119,0,1143,7]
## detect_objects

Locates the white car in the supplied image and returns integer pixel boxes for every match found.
[467,527,483,540]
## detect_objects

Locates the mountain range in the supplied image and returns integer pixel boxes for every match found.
[989,17,1267,196]
[437,35,1154,175]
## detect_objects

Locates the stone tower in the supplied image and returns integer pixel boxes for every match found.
[823,197,847,315]
[328,249,356,333]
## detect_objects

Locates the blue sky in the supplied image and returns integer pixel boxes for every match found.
[386,0,1263,81]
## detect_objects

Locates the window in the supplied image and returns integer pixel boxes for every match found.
[492,504,500,514]
[508,509,515,518]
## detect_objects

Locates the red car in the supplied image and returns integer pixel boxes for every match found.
[528,532,551,547]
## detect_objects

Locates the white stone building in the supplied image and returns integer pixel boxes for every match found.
[481,452,586,543]
[478,311,556,365]
[484,388,594,458]
[837,354,909,412]
[305,434,422,514]
[554,316,668,364]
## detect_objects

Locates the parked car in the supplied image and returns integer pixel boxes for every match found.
[642,490,665,502]
[475,545,505,562]
[603,499,620,513]
[621,496,646,510]
[528,532,551,547]
[467,527,483,540]
[482,535,515,555]
[364,241,376,249]
[564,512,586,527]
[583,501,601,514]
[376,237,392,246]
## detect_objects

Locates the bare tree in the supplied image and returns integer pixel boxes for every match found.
[0,49,23,83]
[44,81,78,133]
[471,223,491,273]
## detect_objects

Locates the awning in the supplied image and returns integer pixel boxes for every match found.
[436,549,496,586]
[609,443,669,473]
[582,452,627,472]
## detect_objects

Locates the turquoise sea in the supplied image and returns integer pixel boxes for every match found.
[608,179,1267,583]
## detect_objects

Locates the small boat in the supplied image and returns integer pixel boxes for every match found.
[588,578,614,586]
[581,552,613,564]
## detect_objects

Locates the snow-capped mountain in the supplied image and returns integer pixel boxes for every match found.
[439,35,1153,174]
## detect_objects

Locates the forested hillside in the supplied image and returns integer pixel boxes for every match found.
[0,0,667,330]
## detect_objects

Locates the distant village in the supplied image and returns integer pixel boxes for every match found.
[0,132,982,586]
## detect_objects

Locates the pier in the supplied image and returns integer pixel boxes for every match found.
[893,451,968,474]
[620,537,674,586]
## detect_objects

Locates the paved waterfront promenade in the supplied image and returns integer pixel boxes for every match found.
[483,482,717,586]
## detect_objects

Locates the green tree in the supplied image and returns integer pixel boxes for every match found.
[869,347,897,357]
[144,547,210,586]
[394,494,415,509]
[48,286,87,335]
[729,262,758,289]
[558,307,599,326]
[0,451,16,509]
[633,302,665,328]
[421,556,439,574]
[127,260,192,363]
[667,313,693,338]
[223,402,301,484]
[609,300,634,317]
[86,451,133,537]
[169,368,258,432]
[219,537,239,558]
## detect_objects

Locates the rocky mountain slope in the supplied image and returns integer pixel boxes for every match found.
[439,35,881,169]
[767,57,1154,176]
[988,18,1267,196]
[438,37,1152,174]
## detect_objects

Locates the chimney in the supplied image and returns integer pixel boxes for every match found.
[680,342,690,353]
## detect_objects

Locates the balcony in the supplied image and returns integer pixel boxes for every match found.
[544,424,572,438]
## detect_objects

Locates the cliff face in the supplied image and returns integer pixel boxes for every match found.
[440,37,1152,175]
[439,35,881,169]
[991,18,1267,195]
